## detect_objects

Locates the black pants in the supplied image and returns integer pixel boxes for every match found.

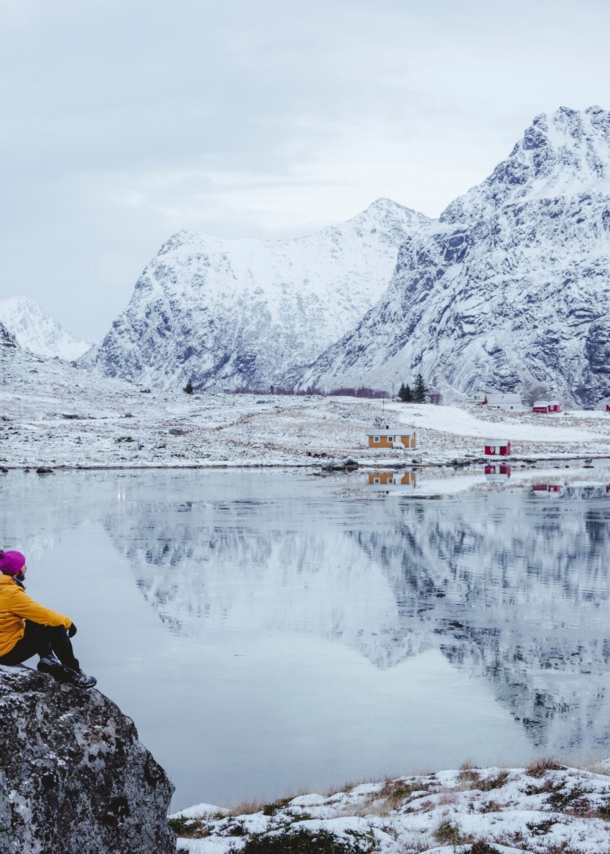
[0,621,79,670]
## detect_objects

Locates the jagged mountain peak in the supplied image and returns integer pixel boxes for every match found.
[300,106,610,404]
[157,197,426,254]
[90,199,429,391]
[0,295,91,361]
[442,105,610,225]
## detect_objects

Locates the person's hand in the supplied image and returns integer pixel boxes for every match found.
[68,623,77,638]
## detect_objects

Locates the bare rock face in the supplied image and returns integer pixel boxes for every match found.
[0,665,175,854]
[0,323,17,350]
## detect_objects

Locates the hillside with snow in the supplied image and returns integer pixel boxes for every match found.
[0,295,91,361]
[88,199,428,391]
[300,106,610,406]
[173,763,610,854]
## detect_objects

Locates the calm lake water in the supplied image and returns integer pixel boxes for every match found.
[3,467,610,810]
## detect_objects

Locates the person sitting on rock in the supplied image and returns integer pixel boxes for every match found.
[0,549,96,689]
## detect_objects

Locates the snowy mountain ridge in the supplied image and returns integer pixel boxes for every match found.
[73,105,610,403]
[0,296,91,361]
[301,106,610,404]
[86,199,429,390]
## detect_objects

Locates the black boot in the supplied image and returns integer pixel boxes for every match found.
[64,667,97,689]
[37,654,74,684]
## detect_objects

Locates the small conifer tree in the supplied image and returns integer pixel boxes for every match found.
[414,373,427,403]
[398,383,413,402]
[184,379,194,395]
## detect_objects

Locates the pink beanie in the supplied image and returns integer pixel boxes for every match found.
[0,550,26,576]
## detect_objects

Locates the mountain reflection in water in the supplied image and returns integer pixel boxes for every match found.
[100,473,610,755]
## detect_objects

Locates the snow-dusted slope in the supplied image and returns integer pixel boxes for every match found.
[88,199,429,391]
[0,296,91,361]
[301,106,610,405]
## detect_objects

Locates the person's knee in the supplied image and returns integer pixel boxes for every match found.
[41,624,68,644]
[47,624,68,636]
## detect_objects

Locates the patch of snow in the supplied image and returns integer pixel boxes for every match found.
[172,803,228,819]
[174,763,610,853]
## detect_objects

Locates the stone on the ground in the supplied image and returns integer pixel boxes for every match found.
[0,664,175,853]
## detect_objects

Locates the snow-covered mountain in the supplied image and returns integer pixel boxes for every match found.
[87,199,429,391]
[301,106,610,405]
[0,296,91,361]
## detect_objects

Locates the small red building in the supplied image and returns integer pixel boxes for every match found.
[484,439,511,456]
[532,400,562,413]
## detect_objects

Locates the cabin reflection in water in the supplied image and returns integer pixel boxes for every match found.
[485,464,511,482]
[367,471,416,490]
[532,483,564,497]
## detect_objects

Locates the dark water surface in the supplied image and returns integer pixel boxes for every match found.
[2,468,610,809]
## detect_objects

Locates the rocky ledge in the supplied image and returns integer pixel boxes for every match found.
[0,664,175,853]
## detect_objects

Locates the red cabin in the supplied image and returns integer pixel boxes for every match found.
[532,400,562,413]
[484,439,511,456]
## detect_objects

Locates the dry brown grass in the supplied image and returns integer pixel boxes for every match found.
[479,770,510,791]
[378,777,433,811]
[526,757,565,778]
[433,817,467,846]
[226,799,267,817]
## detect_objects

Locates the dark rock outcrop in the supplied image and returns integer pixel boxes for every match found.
[0,324,17,350]
[0,665,175,853]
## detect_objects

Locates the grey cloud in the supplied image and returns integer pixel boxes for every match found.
[1,0,610,338]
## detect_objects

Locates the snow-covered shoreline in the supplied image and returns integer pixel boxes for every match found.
[171,760,610,853]
[5,343,610,473]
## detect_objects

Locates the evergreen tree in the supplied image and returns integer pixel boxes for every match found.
[184,379,194,395]
[414,373,427,403]
[398,383,413,402]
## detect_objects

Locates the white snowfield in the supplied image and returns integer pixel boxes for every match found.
[172,762,610,853]
[0,295,91,361]
[385,403,600,443]
[3,337,610,470]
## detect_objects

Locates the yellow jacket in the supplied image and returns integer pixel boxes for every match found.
[0,574,72,657]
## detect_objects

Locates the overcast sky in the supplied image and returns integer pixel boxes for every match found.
[1,0,610,341]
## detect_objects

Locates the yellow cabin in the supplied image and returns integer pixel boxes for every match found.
[366,427,416,449]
